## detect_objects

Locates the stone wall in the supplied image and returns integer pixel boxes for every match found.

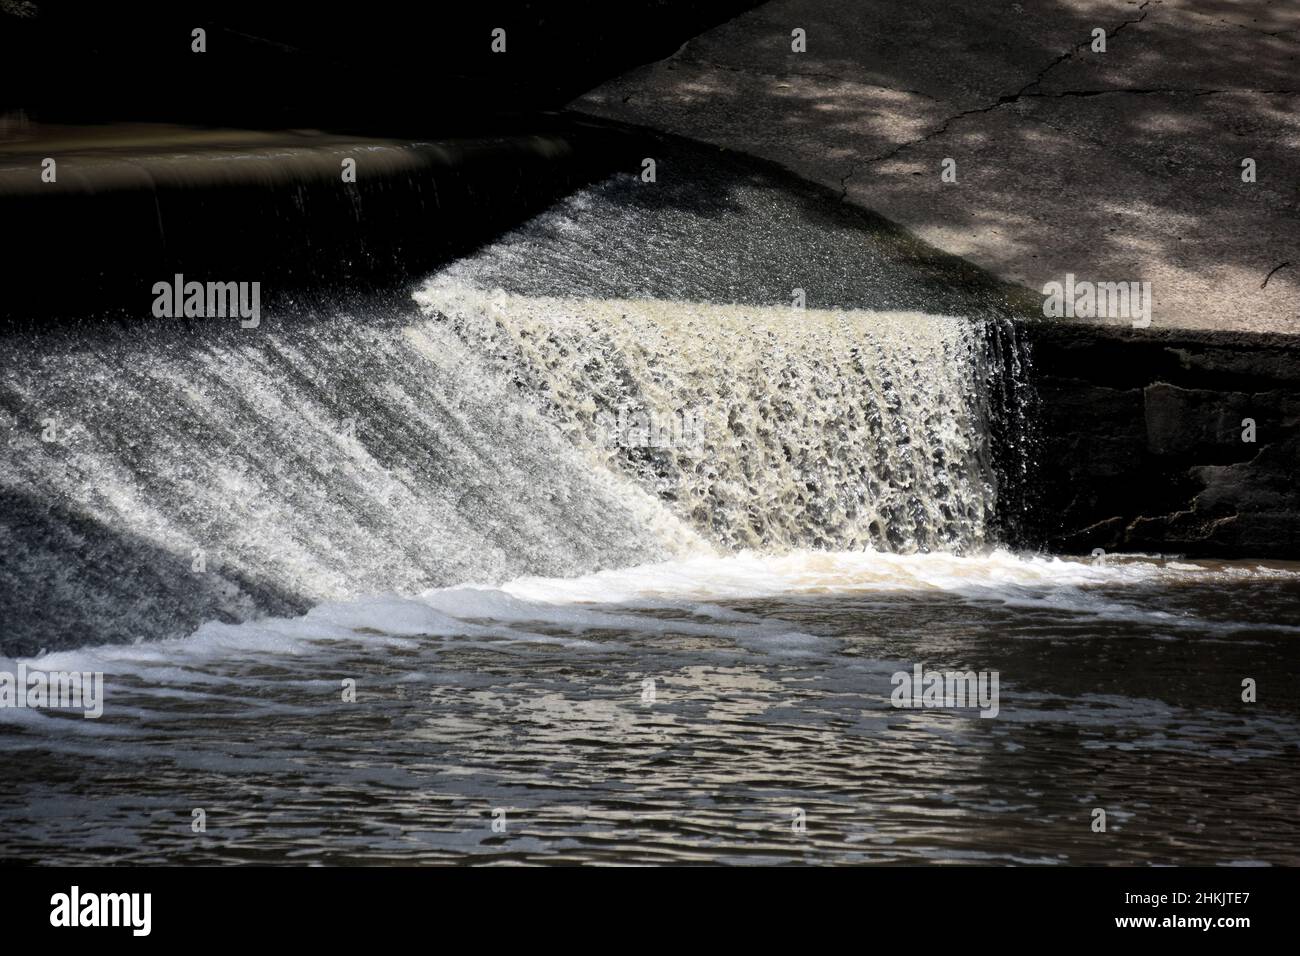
[1018,323,1299,558]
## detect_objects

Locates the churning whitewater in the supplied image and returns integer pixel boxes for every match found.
[0,289,1027,655]
[415,281,1019,553]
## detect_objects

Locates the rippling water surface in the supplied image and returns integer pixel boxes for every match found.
[2,550,1298,865]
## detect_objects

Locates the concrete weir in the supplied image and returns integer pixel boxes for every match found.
[0,119,1296,656]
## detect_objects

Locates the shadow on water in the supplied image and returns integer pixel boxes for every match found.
[0,486,308,658]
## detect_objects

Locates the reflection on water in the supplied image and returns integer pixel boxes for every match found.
[2,551,1298,865]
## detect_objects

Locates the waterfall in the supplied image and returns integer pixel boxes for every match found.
[0,288,1031,656]
[417,281,1022,554]
[0,144,1042,656]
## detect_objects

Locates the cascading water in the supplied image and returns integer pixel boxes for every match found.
[416,282,1022,554]
[0,311,706,656]
[0,287,1031,656]
[1,143,1048,657]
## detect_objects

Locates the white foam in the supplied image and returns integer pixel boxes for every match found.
[492,548,1228,604]
[10,549,1296,674]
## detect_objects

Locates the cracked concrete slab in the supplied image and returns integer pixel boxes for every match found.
[1041,0,1298,91]
[1161,0,1300,40]
[858,100,1296,332]
[572,0,1300,332]
[599,61,952,194]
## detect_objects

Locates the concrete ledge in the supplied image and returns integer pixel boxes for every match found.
[0,119,640,323]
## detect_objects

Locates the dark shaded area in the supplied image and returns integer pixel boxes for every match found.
[0,1,760,132]
[1017,322,1300,558]
[0,2,765,324]
[0,117,647,326]
[1,125,1039,326]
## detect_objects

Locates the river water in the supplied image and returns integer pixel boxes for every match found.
[3,550,1297,865]
[2,146,1295,865]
